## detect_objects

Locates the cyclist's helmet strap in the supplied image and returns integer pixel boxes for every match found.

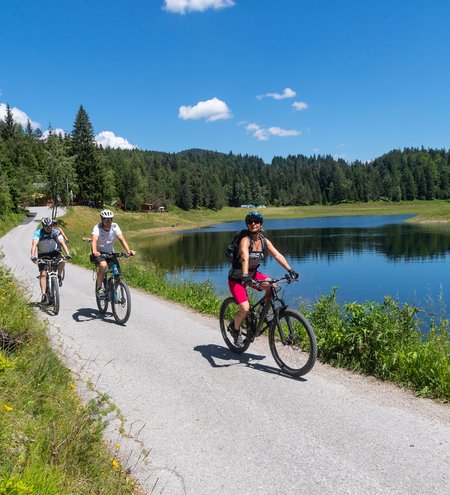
[245,211,263,225]
[100,209,114,219]
[42,217,52,227]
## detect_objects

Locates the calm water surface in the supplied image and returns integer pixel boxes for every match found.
[136,215,450,317]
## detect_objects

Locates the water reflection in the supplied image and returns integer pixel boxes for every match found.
[134,215,450,315]
[137,216,450,269]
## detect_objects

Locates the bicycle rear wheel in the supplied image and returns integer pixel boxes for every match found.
[51,276,60,315]
[95,279,109,314]
[269,309,317,376]
[112,280,131,325]
[219,297,251,354]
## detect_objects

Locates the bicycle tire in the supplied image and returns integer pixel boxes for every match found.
[95,279,109,314]
[51,276,60,315]
[219,297,251,354]
[112,280,131,325]
[269,309,317,376]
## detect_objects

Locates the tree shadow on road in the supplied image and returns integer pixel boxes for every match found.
[194,344,306,381]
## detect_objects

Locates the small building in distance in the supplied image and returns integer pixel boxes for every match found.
[140,203,167,213]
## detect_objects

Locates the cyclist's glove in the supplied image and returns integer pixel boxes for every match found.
[241,275,253,286]
[31,256,38,263]
[288,269,299,280]
[65,253,72,260]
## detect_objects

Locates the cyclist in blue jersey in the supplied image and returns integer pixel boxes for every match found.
[31,217,71,303]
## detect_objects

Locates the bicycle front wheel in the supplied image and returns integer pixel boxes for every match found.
[51,276,60,315]
[219,297,251,354]
[112,280,131,325]
[269,309,317,377]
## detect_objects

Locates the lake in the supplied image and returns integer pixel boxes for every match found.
[135,215,450,318]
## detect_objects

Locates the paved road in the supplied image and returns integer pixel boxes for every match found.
[1,207,449,495]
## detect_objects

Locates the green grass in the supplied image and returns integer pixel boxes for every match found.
[0,212,27,238]
[304,290,449,400]
[0,262,143,494]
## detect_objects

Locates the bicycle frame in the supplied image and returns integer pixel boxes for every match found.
[99,254,124,300]
[247,276,291,340]
[95,252,132,325]
[38,256,64,283]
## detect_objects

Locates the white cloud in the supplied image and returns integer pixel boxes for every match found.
[95,131,137,150]
[0,103,40,128]
[256,87,296,100]
[41,128,66,140]
[245,122,301,141]
[163,0,235,14]
[179,97,232,122]
[292,101,308,111]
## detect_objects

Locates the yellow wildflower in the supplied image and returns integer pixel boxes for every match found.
[70,383,77,389]
[112,459,120,469]
[3,404,13,411]
[115,443,120,450]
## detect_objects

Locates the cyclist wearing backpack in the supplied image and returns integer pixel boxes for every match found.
[228,211,298,348]
[30,217,71,303]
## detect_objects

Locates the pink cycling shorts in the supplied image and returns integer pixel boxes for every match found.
[228,271,268,304]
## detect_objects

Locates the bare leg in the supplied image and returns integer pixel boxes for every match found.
[39,271,47,295]
[96,261,107,289]
[234,301,250,332]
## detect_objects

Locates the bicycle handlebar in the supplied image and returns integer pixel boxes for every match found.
[251,274,297,288]
[100,252,132,259]
[35,256,67,267]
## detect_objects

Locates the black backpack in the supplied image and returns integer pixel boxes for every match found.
[226,229,267,267]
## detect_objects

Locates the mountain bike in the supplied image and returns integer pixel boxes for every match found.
[219,275,317,377]
[37,255,66,315]
[95,252,132,325]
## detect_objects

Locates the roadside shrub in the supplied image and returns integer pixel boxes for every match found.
[306,289,450,400]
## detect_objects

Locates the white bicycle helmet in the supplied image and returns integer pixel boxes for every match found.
[100,209,114,219]
[42,217,53,227]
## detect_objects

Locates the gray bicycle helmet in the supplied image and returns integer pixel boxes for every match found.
[245,211,264,225]
[100,209,114,219]
[42,217,53,227]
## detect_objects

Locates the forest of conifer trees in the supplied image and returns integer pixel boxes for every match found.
[1,103,450,215]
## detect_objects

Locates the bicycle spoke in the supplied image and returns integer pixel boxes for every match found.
[269,310,317,376]
[112,281,131,325]
[219,297,251,354]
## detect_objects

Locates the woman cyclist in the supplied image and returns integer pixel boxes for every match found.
[228,211,298,348]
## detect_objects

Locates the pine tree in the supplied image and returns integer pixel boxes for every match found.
[0,103,19,140]
[70,105,104,203]
[45,134,77,217]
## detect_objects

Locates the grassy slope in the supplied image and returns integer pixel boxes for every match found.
[0,264,144,494]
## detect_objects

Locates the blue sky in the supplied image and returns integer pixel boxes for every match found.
[1,0,449,164]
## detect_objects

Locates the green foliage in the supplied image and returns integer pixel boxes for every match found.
[44,135,77,216]
[306,289,450,400]
[70,105,104,203]
[0,476,34,495]
[0,264,142,494]
[2,100,450,212]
